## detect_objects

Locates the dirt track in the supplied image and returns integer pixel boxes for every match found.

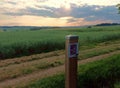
[0,50,120,88]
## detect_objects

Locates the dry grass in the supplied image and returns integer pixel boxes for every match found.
[0,40,120,85]
[0,55,64,82]
[0,50,64,68]
[1,51,120,88]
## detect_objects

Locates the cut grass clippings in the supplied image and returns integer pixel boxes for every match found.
[21,54,120,88]
[0,42,120,82]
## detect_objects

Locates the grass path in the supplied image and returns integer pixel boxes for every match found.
[0,41,120,83]
[0,40,119,88]
[0,50,120,88]
[0,40,120,68]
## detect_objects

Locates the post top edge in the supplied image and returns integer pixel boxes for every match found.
[66,35,79,39]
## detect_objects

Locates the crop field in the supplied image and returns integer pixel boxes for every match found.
[0,25,120,88]
[0,25,120,59]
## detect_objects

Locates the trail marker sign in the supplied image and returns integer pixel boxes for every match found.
[65,35,79,88]
[68,43,78,58]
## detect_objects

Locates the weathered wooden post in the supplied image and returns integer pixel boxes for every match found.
[65,35,79,88]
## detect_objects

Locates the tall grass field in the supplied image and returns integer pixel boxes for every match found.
[0,25,120,59]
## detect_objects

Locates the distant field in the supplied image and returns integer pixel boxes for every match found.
[0,25,120,59]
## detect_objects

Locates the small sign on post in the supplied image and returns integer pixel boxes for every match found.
[68,43,78,58]
[65,35,79,88]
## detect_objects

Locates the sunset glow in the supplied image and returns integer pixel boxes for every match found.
[0,0,120,26]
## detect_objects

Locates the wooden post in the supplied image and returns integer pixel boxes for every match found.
[65,35,79,88]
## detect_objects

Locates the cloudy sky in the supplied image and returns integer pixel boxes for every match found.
[0,0,120,26]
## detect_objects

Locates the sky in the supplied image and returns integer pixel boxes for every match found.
[0,0,120,26]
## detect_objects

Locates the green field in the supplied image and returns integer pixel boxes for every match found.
[0,25,120,59]
[0,25,120,88]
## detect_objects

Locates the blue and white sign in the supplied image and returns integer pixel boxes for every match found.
[68,43,78,58]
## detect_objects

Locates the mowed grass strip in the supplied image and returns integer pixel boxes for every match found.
[0,41,120,82]
[0,39,120,68]
[0,50,64,68]
[19,54,120,88]
[0,56,64,82]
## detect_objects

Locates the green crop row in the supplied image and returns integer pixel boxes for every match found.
[22,54,120,88]
[0,26,120,59]
[64,25,120,32]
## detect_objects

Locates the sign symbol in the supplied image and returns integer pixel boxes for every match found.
[68,43,78,58]
[70,44,77,55]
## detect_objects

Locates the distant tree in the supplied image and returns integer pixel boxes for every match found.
[117,4,120,14]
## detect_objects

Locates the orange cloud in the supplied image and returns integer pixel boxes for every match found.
[0,15,68,26]
[66,17,112,26]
